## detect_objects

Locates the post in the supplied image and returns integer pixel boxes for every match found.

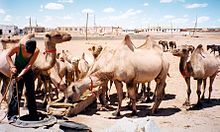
[29,17,32,32]
[85,13,89,40]
[192,14,197,37]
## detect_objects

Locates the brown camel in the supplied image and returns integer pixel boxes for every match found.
[207,44,220,55]
[172,44,219,107]
[158,40,169,52]
[66,35,169,116]
[168,41,177,51]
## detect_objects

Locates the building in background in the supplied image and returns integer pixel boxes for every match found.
[56,26,123,36]
[23,26,45,34]
[0,24,20,36]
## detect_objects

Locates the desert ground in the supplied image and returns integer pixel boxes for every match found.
[0,32,220,132]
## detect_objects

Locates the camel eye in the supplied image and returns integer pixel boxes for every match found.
[182,49,187,52]
[72,86,76,92]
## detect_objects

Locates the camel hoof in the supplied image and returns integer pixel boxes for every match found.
[200,96,205,101]
[131,110,137,116]
[183,101,190,106]
[112,111,120,117]
[190,102,203,110]
[150,109,157,115]
[99,105,110,111]
[145,97,153,103]
[139,97,146,102]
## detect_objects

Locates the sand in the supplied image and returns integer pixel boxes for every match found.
[0,32,220,132]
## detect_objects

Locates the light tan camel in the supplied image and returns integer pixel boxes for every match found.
[1,36,20,50]
[172,44,219,107]
[66,35,169,116]
[36,57,75,103]
[88,45,103,59]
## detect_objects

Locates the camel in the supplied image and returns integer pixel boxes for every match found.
[207,44,220,55]
[66,35,169,116]
[57,50,80,81]
[1,36,20,50]
[36,57,75,103]
[168,41,177,51]
[158,40,169,52]
[0,31,71,104]
[88,45,103,59]
[172,44,219,106]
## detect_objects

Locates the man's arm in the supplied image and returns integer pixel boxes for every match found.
[16,48,40,80]
[6,44,20,75]
[19,33,35,44]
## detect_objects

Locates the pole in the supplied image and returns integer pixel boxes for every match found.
[29,17,32,32]
[192,15,197,37]
[85,13,89,40]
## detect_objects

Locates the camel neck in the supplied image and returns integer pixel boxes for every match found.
[44,40,56,51]
[179,56,189,76]
[34,41,57,71]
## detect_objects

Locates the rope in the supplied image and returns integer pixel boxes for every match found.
[88,76,95,96]
[0,76,13,106]
[0,75,13,122]
[0,75,20,122]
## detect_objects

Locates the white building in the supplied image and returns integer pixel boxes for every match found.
[0,24,20,36]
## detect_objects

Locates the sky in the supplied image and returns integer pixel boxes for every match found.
[0,0,220,29]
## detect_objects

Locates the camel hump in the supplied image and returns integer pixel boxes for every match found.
[197,44,203,49]
[122,34,136,51]
[194,44,204,54]
[124,34,132,44]
[137,35,160,50]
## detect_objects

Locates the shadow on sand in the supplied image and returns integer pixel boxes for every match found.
[188,98,220,111]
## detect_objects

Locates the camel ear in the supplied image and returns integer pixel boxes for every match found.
[188,47,194,53]
[45,34,51,39]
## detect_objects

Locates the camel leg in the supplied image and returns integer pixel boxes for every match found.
[146,82,151,102]
[112,80,123,116]
[196,79,202,105]
[151,82,166,114]
[140,83,146,102]
[99,81,108,105]
[126,81,137,116]
[0,75,10,96]
[201,78,207,100]
[36,77,43,93]
[208,75,216,101]
[183,77,191,106]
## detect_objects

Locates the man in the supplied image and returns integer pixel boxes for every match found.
[6,35,40,122]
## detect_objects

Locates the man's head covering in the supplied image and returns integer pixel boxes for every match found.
[25,40,36,54]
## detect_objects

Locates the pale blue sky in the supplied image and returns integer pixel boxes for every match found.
[0,0,220,29]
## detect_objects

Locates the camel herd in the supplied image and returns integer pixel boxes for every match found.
[0,32,220,117]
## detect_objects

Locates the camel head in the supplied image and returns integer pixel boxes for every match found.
[172,44,195,57]
[1,36,20,43]
[88,45,103,59]
[65,79,87,103]
[45,31,71,44]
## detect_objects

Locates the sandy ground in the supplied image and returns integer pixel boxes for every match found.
[0,32,220,132]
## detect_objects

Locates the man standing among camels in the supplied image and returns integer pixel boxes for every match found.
[6,34,40,122]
